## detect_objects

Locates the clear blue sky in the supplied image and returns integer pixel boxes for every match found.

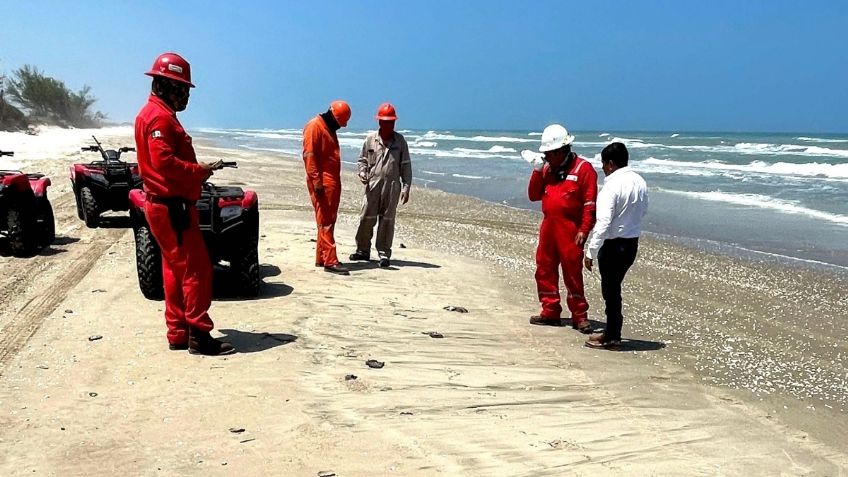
[2,1,847,132]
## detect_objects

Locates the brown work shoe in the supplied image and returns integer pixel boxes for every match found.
[188,328,236,356]
[573,320,594,334]
[529,315,564,326]
[324,263,351,275]
[584,333,621,351]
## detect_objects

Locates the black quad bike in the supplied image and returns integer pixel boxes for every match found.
[70,135,141,228]
[129,161,261,299]
[0,150,55,256]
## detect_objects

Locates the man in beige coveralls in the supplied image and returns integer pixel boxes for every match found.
[349,103,412,268]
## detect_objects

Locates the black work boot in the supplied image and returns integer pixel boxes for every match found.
[324,263,351,275]
[188,328,236,356]
[349,251,370,261]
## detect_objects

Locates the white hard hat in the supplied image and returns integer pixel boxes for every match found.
[539,124,575,152]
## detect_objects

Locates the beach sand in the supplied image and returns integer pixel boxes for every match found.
[0,127,846,475]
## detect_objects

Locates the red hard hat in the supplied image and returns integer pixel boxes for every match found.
[375,102,397,120]
[145,52,195,88]
[330,100,351,127]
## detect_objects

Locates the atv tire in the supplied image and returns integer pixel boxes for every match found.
[232,239,260,297]
[6,203,36,257]
[81,187,99,228]
[35,198,55,247]
[75,192,84,220]
[135,225,164,300]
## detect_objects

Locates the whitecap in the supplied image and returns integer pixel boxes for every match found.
[655,189,848,227]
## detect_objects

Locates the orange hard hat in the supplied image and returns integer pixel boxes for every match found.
[330,100,351,127]
[145,52,195,87]
[375,102,397,120]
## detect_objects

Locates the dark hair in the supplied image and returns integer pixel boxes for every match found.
[601,142,628,168]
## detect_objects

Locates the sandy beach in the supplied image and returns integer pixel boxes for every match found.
[1,127,846,475]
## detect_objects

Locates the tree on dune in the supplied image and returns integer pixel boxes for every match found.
[4,65,105,129]
[0,72,29,132]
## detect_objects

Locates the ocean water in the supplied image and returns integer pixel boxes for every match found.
[194,127,848,269]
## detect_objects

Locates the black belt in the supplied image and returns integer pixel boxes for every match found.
[147,195,192,246]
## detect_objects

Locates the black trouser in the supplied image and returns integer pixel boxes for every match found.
[598,237,639,342]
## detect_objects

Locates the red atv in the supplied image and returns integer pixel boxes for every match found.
[70,136,141,228]
[129,163,260,299]
[0,150,55,256]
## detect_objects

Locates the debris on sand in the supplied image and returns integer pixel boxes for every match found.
[444,305,468,313]
[88,335,103,341]
[318,471,336,477]
[229,427,245,433]
[345,374,358,381]
[399,243,407,248]
[366,359,385,369]
[422,331,444,338]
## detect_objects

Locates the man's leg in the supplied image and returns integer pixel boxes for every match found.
[598,238,638,342]
[145,201,189,346]
[534,219,562,319]
[354,190,379,258]
[375,184,400,261]
[181,208,213,333]
[309,190,324,266]
[315,190,340,266]
[557,222,589,328]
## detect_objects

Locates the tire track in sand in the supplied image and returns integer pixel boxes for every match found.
[0,193,78,320]
[0,227,126,374]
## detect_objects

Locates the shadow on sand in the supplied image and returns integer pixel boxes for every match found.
[345,259,441,272]
[217,329,298,353]
[213,264,293,301]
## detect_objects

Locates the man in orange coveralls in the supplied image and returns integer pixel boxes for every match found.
[302,100,352,275]
[527,124,598,333]
[134,52,234,355]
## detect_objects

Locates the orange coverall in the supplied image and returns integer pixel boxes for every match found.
[303,115,343,267]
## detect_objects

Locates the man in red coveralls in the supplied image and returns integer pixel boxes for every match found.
[527,124,598,333]
[302,100,352,275]
[134,52,234,355]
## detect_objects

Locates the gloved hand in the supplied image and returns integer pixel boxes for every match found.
[532,157,545,171]
[358,171,368,184]
[520,149,545,172]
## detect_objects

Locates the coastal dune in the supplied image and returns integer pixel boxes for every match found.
[0,127,846,475]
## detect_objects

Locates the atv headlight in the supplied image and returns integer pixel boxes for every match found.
[220,205,242,221]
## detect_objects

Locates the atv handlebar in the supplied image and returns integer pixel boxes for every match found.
[120,147,136,153]
[81,146,100,152]
[212,161,238,170]
[0,150,13,157]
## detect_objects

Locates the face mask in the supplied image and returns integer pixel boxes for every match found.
[154,78,190,112]
[378,120,395,138]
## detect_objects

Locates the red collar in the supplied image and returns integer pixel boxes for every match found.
[149,94,176,116]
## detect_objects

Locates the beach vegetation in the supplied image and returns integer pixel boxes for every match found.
[1,65,104,131]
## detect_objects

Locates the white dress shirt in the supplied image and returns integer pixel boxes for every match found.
[586,166,649,260]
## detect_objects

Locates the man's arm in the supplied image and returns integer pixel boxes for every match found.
[302,122,323,190]
[585,185,614,260]
[399,138,412,204]
[357,136,370,182]
[576,164,598,245]
[528,167,546,202]
[147,116,207,184]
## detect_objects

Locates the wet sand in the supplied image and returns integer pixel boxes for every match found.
[0,127,846,475]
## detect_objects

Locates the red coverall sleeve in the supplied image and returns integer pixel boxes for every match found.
[527,167,546,202]
[578,164,599,235]
[302,123,323,188]
[147,115,206,184]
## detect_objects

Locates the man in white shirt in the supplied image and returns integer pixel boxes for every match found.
[583,142,648,350]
